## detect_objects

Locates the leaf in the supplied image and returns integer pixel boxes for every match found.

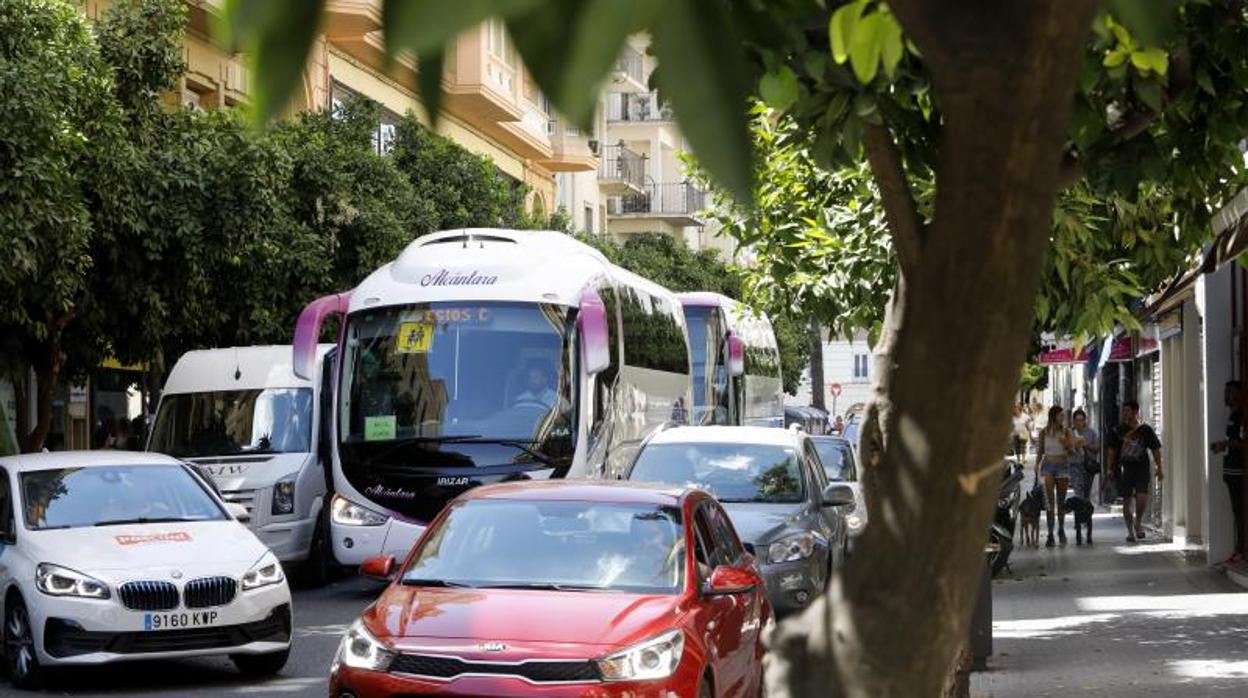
[760,67,800,112]
[1135,77,1163,112]
[652,0,753,203]
[416,48,445,130]
[1196,69,1216,96]
[1107,0,1179,46]
[1103,48,1128,68]
[880,13,904,79]
[849,11,886,84]
[829,0,865,65]
[224,0,324,122]
[1130,47,1168,76]
[382,0,542,57]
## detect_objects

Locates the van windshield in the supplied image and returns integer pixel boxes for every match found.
[149,388,314,457]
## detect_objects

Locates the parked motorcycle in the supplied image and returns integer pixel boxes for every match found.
[988,458,1025,576]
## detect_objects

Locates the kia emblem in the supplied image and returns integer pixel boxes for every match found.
[480,641,507,653]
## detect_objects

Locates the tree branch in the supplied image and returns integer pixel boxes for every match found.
[864,122,924,279]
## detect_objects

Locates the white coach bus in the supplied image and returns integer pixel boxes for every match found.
[292,229,693,565]
[678,292,784,427]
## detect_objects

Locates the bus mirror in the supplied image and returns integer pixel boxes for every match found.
[293,292,351,379]
[727,333,745,377]
[579,289,610,375]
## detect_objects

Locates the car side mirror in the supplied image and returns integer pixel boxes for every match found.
[360,554,396,580]
[703,564,760,596]
[822,483,855,507]
[225,502,250,522]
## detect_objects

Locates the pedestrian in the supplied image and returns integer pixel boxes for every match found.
[1011,404,1030,460]
[1069,407,1100,501]
[1107,400,1163,543]
[1212,380,1244,562]
[833,415,845,435]
[1036,405,1079,547]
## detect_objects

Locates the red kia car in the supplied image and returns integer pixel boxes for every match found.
[329,480,771,697]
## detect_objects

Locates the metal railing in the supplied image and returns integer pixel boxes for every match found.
[614,45,644,85]
[608,182,705,217]
[597,143,646,190]
[605,91,673,122]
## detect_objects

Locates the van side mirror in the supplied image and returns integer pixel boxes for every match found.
[293,292,351,379]
[360,554,396,580]
[579,288,610,375]
[822,483,855,507]
[703,564,760,596]
[727,333,745,377]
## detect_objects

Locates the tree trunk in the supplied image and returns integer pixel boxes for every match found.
[767,2,1099,695]
[20,323,68,453]
[808,317,826,411]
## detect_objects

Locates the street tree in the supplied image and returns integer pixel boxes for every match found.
[224,0,1248,694]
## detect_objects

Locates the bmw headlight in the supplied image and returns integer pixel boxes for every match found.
[272,477,296,516]
[337,619,394,671]
[36,563,110,599]
[767,532,817,564]
[597,630,684,682]
[241,555,285,591]
[331,494,388,526]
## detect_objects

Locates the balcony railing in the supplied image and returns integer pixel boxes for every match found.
[608,182,705,218]
[606,91,673,122]
[614,45,644,86]
[598,143,646,191]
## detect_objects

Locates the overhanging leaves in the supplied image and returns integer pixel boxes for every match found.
[223,0,323,122]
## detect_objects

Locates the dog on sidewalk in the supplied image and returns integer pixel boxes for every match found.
[1066,496,1094,545]
[1019,486,1044,548]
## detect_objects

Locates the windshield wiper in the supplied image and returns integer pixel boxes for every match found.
[430,437,558,467]
[477,582,604,592]
[363,435,486,463]
[93,517,200,527]
[400,578,475,588]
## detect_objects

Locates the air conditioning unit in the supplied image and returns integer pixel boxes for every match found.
[588,139,600,154]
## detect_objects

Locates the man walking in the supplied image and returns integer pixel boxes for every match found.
[1213,380,1244,562]
[1107,400,1163,543]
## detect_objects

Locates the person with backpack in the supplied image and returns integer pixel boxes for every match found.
[1107,400,1163,543]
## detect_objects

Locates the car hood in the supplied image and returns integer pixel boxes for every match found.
[367,585,682,648]
[721,501,812,546]
[24,520,269,573]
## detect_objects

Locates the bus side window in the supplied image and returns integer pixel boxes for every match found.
[591,284,620,436]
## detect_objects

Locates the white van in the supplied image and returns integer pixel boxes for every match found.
[148,345,337,584]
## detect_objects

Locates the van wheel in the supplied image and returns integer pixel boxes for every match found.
[231,648,289,677]
[299,510,336,587]
[4,595,45,689]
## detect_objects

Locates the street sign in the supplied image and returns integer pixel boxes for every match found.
[829,383,842,398]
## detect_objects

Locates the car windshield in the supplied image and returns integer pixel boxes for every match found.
[21,465,227,530]
[148,388,313,457]
[630,443,805,504]
[402,500,684,594]
[340,302,574,445]
[814,439,857,481]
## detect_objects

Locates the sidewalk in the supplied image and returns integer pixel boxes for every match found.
[972,511,1248,696]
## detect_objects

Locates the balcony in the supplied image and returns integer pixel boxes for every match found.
[597,142,646,195]
[540,119,598,172]
[606,91,673,123]
[607,45,646,93]
[607,182,706,226]
[443,27,525,124]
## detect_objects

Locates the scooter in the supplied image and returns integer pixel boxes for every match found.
[988,458,1025,576]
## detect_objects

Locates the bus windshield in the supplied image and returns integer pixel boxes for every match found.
[339,302,574,448]
[683,307,730,426]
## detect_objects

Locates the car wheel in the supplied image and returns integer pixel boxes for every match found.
[299,510,335,587]
[4,595,45,689]
[231,648,290,677]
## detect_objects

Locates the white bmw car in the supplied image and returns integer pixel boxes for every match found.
[0,451,292,689]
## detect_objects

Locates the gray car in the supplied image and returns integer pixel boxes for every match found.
[811,435,868,542]
[626,426,854,615]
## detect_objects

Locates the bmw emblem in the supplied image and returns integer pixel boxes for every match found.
[171,570,183,579]
[479,641,507,653]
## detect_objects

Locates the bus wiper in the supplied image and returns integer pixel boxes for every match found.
[365,435,486,463]
[94,517,200,526]
[426,437,557,467]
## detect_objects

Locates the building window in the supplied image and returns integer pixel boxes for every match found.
[853,354,870,381]
[331,80,400,156]
[487,19,515,67]
[584,205,594,233]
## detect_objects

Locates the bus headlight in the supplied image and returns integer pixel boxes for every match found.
[272,477,296,516]
[331,494,388,526]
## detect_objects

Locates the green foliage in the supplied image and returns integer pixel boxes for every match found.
[575,232,810,394]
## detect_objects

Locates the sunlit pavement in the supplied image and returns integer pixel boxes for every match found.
[0,574,383,696]
[972,510,1248,696]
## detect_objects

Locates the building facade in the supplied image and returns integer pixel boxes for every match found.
[787,329,875,419]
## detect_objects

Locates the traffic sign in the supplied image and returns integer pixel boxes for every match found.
[829,383,842,398]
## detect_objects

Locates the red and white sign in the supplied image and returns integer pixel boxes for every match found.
[829,383,843,398]
[115,532,192,546]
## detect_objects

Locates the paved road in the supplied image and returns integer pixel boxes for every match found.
[1,574,381,697]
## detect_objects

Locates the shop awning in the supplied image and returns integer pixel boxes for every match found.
[1037,336,1134,365]
[1144,185,1248,318]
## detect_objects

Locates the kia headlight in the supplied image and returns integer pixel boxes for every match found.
[337,619,394,671]
[331,494,387,526]
[598,630,684,682]
[36,563,110,600]
[767,532,817,564]
[272,477,296,516]
[241,554,285,591]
